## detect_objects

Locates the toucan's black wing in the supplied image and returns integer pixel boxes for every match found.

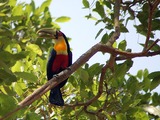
[68,51,72,66]
[47,49,56,80]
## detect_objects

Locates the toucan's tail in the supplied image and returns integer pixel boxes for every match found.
[49,87,64,106]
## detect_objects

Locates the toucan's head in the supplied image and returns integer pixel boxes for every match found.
[37,28,63,39]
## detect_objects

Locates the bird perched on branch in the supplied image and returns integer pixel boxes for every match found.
[37,28,72,106]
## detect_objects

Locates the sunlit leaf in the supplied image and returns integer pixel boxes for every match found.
[12,82,26,96]
[27,44,42,56]
[88,105,97,111]
[118,40,126,51]
[39,0,52,12]
[15,72,38,82]
[55,16,71,23]
[98,93,106,101]
[137,70,143,79]
[8,0,16,6]
[82,0,90,8]
[12,4,24,16]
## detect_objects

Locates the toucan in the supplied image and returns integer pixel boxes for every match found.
[37,28,72,106]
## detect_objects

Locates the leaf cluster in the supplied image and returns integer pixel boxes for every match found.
[0,0,69,119]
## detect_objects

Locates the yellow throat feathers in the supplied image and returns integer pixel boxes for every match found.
[53,36,68,55]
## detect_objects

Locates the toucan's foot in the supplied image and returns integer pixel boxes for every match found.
[66,67,71,71]
[53,74,58,78]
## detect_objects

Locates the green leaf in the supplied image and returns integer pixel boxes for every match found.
[82,0,90,8]
[126,76,139,94]
[120,24,129,33]
[55,16,71,23]
[27,44,42,56]
[104,1,112,9]
[137,70,143,79]
[101,33,109,44]
[11,61,23,72]
[148,71,160,91]
[133,110,149,120]
[95,28,104,39]
[15,72,38,82]
[116,113,126,120]
[0,28,13,37]
[92,80,98,95]
[39,0,52,12]
[88,63,103,77]
[76,68,89,82]
[25,112,41,120]
[98,93,106,101]
[130,99,141,107]
[143,69,149,78]
[25,4,33,16]
[152,92,160,106]
[93,1,105,18]
[0,93,17,117]
[150,76,160,91]
[88,105,97,111]
[0,60,12,74]
[115,60,133,79]
[143,77,151,92]
[12,4,24,16]
[118,40,126,51]
[0,69,17,85]
[80,69,89,82]
[12,82,26,96]
[152,19,160,30]
[8,0,16,6]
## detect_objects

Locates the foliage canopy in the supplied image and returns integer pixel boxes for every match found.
[0,0,160,119]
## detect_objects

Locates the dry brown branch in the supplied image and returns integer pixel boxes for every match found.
[144,0,160,51]
[143,0,154,51]
[152,0,160,11]
[1,1,160,120]
[146,39,160,52]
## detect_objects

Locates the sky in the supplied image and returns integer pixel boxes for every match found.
[17,0,160,92]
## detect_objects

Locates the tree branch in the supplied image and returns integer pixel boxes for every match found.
[1,38,160,119]
[143,0,160,51]
[146,39,160,52]
[143,0,153,51]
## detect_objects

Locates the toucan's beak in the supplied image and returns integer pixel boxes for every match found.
[37,28,58,39]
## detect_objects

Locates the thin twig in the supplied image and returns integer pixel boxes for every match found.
[143,0,153,51]
[152,0,160,12]
[146,39,160,52]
